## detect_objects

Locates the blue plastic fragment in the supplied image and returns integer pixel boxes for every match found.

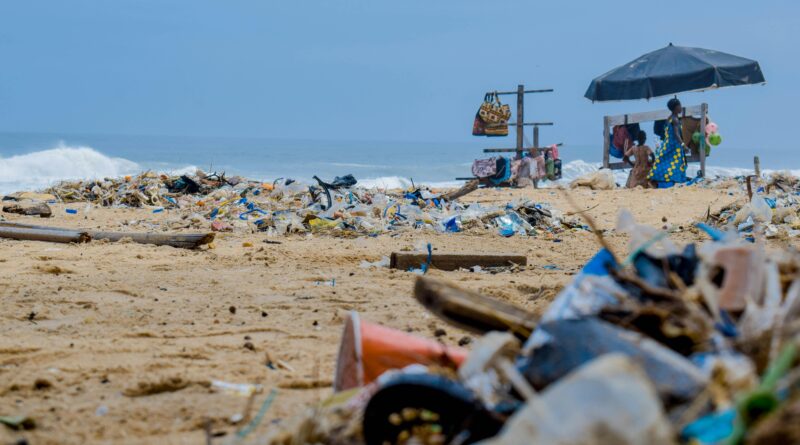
[581,249,617,276]
[65,209,78,214]
[681,409,736,444]
[695,222,725,241]
[152,207,164,213]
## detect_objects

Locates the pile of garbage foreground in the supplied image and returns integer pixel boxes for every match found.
[15,171,588,239]
[241,212,800,445]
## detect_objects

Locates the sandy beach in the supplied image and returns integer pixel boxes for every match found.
[0,183,767,445]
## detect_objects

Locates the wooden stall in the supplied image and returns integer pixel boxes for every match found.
[602,103,708,177]
[457,84,562,188]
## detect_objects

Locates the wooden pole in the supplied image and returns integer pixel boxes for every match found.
[0,226,90,244]
[602,116,611,169]
[516,84,524,160]
[533,125,540,150]
[754,156,761,178]
[699,103,708,177]
[0,221,214,249]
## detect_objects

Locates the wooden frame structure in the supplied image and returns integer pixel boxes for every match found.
[457,84,560,187]
[602,103,708,177]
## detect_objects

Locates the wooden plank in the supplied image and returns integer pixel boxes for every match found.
[413,277,537,339]
[602,116,611,169]
[0,226,90,244]
[390,252,527,271]
[506,122,554,127]
[606,104,704,126]
[607,161,633,170]
[484,143,563,153]
[495,89,553,95]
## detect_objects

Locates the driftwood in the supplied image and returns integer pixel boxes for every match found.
[0,222,214,249]
[441,179,479,202]
[391,252,526,271]
[413,276,537,340]
[88,230,214,249]
[2,202,52,218]
[0,226,90,244]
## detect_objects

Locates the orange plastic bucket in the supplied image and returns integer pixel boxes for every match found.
[333,312,468,392]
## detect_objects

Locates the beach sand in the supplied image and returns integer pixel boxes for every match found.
[0,185,764,444]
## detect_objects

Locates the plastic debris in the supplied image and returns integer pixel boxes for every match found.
[25,170,585,239]
[255,207,800,445]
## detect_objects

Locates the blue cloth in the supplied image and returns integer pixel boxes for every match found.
[489,157,511,185]
[648,118,687,184]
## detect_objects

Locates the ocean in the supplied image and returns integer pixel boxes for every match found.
[0,132,790,195]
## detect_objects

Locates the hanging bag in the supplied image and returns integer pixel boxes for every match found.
[472,93,491,136]
[484,92,510,137]
[478,93,499,124]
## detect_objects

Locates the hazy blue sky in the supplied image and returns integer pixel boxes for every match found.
[0,1,797,150]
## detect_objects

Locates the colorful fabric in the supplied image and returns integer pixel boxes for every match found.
[489,157,511,185]
[472,157,497,178]
[549,144,559,160]
[647,118,686,184]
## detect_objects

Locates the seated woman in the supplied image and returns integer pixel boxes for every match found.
[625,130,653,188]
[648,98,688,188]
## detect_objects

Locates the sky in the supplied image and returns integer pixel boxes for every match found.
[0,0,797,152]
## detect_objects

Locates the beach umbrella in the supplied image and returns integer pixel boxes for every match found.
[584,43,765,102]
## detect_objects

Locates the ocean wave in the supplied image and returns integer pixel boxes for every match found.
[0,145,141,194]
[2,145,797,195]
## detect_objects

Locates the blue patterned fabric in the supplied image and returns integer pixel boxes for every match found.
[648,118,686,184]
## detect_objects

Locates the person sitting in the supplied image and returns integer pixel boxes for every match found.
[647,98,688,188]
[625,130,654,188]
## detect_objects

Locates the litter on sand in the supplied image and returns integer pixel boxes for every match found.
[8,170,587,239]
[254,210,800,445]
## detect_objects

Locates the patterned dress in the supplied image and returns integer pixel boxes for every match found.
[647,117,686,186]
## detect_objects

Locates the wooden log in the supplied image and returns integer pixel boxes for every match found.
[413,277,537,339]
[0,221,214,249]
[89,231,215,249]
[0,226,90,244]
[2,202,52,218]
[440,180,479,202]
[391,252,526,271]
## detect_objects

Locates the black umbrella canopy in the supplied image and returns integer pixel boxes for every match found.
[585,44,766,102]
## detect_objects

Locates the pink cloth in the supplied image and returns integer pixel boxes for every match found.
[549,144,559,159]
[533,155,546,179]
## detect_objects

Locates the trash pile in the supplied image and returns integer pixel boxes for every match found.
[262,211,800,445]
[707,172,800,240]
[37,171,585,238]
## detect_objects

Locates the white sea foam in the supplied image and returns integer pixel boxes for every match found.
[2,145,797,195]
[0,145,141,194]
[357,176,462,190]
